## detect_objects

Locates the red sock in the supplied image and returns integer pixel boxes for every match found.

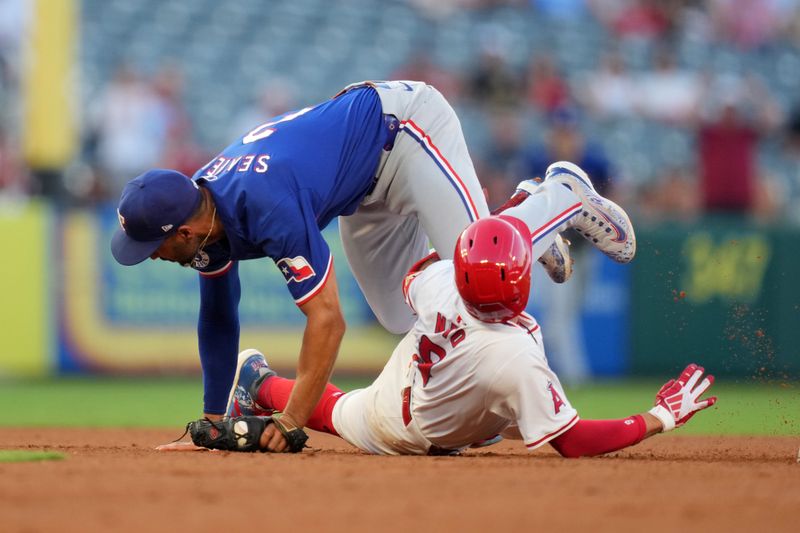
[256,376,344,436]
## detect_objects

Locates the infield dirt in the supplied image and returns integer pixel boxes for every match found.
[0,428,797,533]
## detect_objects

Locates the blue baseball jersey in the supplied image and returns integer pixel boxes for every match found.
[190,86,386,304]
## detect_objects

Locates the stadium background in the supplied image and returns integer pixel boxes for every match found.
[0,0,799,427]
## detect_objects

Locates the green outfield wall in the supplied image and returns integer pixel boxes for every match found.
[630,216,800,379]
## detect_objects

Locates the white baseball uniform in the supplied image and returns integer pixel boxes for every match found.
[332,260,579,455]
[338,80,582,334]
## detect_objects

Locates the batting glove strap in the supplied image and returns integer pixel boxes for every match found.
[648,404,676,432]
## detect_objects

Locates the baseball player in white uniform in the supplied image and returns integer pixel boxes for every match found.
[173,167,715,456]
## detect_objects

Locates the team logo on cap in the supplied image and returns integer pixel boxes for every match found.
[277,256,315,283]
[117,210,127,232]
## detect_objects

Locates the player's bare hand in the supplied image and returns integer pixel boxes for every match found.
[648,363,717,432]
[155,441,210,452]
[259,424,289,452]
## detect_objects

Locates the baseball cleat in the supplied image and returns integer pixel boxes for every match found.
[225,349,277,418]
[544,161,636,263]
[538,234,573,283]
[470,434,504,449]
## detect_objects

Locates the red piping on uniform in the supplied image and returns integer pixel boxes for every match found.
[199,260,234,278]
[525,413,580,449]
[530,202,583,240]
[402,119,481,220]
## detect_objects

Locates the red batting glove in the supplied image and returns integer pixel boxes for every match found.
[648,364,717,432]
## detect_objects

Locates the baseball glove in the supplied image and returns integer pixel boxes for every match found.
[188,416,309,453]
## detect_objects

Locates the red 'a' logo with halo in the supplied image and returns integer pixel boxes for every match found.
[548,382,565,414]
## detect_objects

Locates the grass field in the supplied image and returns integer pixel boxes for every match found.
[0,376,797,435]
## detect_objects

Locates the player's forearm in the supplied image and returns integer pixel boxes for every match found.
[281,311,346,428]
[197,267,242,415]
[550,413,663,458]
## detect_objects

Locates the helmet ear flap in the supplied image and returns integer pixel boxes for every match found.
[453,216,532,323]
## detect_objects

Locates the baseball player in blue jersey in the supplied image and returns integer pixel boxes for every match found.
[111,81,637,452]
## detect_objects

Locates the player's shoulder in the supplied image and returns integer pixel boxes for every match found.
[409,260,455,300]
[466,315,544,360]
[419,260,453,281]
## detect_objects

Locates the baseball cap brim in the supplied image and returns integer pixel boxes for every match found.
[111,228,166,266]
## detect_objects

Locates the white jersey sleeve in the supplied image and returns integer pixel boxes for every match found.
[486,349,579,450]
[403,260,449,315]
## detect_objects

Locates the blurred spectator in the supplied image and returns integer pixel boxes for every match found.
[786,101,800,154]
[89,64,169,199]
[408,0,528,20]
[693,74,784,217]
[578,50,638,119]
[709,0,790,50]
[524,106,617,385]
[0,125,25,196]
[0,0,28,196]
[467,31,521,109]
[391,52,464,103]
[522,55,570,113]
[783,102,800,222]
[531,0,590,20]
[152,64,210,179]
[481,109,528,209]
[526,106,614,194]
[588,0,674,41]
[637,166,700,221]
[635,47,703,124]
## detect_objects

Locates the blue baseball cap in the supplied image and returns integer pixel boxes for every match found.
[111,169,202,266]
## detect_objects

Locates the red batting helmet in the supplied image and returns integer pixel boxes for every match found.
[453,216,532,323]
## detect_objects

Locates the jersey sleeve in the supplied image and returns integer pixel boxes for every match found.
[403,259,451,315]
[193,241,234,278]
[260,192,333,306]
[487,348,579,451]
[402,252,441,313]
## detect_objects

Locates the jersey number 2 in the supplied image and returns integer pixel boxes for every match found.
[242,106,313,144]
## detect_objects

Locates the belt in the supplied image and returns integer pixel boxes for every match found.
[365,114,400,197]
[382,113,400,151]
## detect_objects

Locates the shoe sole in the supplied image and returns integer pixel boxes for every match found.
[539,235,572,283]
[224,348,266,418]
[546,161,636,263]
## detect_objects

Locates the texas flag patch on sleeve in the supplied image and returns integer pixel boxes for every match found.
[277,256,316,283]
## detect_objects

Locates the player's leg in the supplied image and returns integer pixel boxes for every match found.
[543,161,636,263]
[375,83,490,259]
[498,179,584,261]
[332,333,432,455]
[225,348,344,435]
[498,161,637,265]
[256,376,344,436]
[339,206,429,334]
[492,180,573,283]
